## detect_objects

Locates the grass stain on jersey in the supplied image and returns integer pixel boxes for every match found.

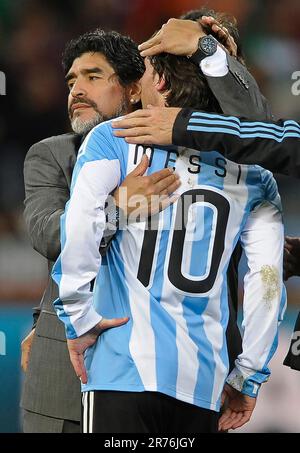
[260,265,280,310]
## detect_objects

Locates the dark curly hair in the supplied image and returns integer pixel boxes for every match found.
[149,53,221,111]
[62,29,145,87]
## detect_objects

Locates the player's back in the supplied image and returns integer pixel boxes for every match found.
[85,124,280,411]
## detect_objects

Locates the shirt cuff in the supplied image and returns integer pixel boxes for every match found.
[65,302,103,340]
[200,45,229,77]
[226,366,263,398]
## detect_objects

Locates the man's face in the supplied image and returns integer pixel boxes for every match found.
[66,52,131,135]
[140,58,166,109]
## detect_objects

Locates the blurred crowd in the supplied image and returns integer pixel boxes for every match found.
[0,0,300,300]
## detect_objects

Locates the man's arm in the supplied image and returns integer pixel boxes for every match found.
[113,107,300,178]
[138,17,272,120]
[24,142,69,262]
[219,199,286,431]
[206,54,272,120]
[173,109,300,177]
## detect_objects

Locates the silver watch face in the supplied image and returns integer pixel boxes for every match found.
[200,36,218,55]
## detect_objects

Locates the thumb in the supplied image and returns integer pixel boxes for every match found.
[99,317,129,331]
[147,104,155,109]
[130,154,149,176]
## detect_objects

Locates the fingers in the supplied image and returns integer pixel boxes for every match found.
[130,154,149,177]
[284,248,298,265]
[98,317,129,331]
[140,44,163,58]
[219,409,244,432]
[112,109,152,128]
[201,16,237,57]
[138,31,161,52]
[163,176,181,195]
[69,350,88,384]
[124,136,151,145]
[218,407,234,431]
[153,173,180,194]
[285,236,300,250]
[149,167,174,184]
[21,350,29,372]
[114,127,149,139]
[231,411,252,430]
[21,329,35,372]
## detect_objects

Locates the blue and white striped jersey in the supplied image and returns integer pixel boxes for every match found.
[52,119,286,412]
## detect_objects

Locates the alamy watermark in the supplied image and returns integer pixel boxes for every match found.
[104,191,211,243]
[0,71,6,95]
[291,71,300,96]
[291,331,300,357]
[0,331,6,356]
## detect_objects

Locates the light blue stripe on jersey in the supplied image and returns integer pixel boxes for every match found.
[187,126,300,143]
[190,206,213,277]
[182,153,225,408]
[82,231,145,392]
[190,112,300,133]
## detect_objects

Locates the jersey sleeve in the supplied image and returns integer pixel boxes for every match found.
[52,123,121,339]
[226,199,287,397]
[172,109,300,178]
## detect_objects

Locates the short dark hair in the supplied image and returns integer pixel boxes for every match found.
[180,8,246,65]
[149,54,221,112]
[62,29,145,86]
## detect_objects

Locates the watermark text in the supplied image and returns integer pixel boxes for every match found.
[291,71,300,96]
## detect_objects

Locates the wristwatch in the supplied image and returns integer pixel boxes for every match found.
[189,35,218,65]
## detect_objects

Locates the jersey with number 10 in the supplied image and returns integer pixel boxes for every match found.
[53,120,286,412]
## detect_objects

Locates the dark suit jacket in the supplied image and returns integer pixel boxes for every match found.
[21,55,272,422]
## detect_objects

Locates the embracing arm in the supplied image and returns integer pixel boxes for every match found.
[173,109,300,178]
[112,107,300,178]
[138,17,272,120]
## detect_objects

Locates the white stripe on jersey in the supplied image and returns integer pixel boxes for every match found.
[119,144,158,390]
[120,231,158,390]
[161,163,200,405]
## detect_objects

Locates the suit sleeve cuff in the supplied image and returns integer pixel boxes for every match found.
[200,45,229,77]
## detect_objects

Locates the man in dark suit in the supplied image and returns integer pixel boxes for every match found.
[21,12,272,433]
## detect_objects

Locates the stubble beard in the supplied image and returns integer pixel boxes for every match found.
[70,96,130,136]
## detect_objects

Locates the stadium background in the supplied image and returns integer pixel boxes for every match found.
[0,0,299,433]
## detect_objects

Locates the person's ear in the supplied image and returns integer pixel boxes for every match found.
[155,76,166,92]
[127,81,142,105]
